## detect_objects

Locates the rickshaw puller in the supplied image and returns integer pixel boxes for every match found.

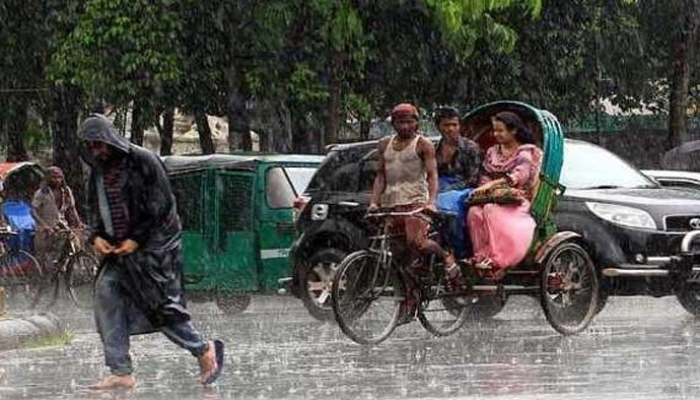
[368,103,463,322]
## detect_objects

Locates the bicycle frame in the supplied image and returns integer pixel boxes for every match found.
[364,209,439,297]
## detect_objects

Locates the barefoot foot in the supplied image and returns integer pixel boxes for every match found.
[88,374,136,390]
[198,339,224,385]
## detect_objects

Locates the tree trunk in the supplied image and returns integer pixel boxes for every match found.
[225,67,252,152]
[668,0,700,147]
[274,100,293,153]
[0,97,8,159]
[7,98,29,162]
[130,99,146,146]
[195,111,216,154]
[291,107,312,153]
[51,87,85,217]
[324,53,343,149]
[159,107,175,156]
[360,119,371,141]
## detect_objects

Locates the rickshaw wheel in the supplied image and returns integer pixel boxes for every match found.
[298,248,346,321]
[216,293,251,315]
[332,250,402,345]
[0,250,45,309]
[540,242,599,335]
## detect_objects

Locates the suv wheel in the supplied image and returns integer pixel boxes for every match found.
[676,280,700,316]
[298,248,347,321]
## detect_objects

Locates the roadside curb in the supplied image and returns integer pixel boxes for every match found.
[0,313,65,351]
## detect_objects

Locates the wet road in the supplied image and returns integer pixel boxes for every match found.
[1,294,700,399]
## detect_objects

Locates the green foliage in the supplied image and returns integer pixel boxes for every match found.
[24,119,52,153]
[50,0,182,108]
[424,0,542,56]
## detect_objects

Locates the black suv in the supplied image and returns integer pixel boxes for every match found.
[288,138,700,320]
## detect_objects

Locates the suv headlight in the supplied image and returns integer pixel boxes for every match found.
[586,202,657,230]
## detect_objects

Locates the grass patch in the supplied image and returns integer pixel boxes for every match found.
[19,330,75,349]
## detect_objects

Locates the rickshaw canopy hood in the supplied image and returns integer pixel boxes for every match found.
[0,162,44,199]
[0,162,43,183]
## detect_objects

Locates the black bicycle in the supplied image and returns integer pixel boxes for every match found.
[32,224,99,310]
[331,208,472,345]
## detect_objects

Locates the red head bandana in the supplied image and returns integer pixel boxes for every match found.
[391,103,419,121]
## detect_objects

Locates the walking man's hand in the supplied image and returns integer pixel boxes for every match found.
[114,239,139,256]
[93,237,115,256]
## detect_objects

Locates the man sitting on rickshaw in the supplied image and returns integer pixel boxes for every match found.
[368,103,464,322]
[433,106,482,259]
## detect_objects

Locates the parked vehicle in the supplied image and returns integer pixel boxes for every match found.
[164,153,323,314]
[0,162,44,304]
[642,169,700,190]
[559,147,700,310]
[290,104,700,325]
[0,162,43,251]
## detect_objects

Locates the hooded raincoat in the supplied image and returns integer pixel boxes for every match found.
[81,114,190,332]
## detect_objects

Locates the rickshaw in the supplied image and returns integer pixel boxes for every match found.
[163,153,323,314]
[331,101,600,344]
[0,162,44,303]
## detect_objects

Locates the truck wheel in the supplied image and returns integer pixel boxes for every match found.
[298,248,346,321]
[216,293,251,315]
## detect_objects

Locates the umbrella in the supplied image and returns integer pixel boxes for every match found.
[661,140,700,171]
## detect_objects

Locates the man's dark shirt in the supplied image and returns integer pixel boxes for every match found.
[436,136,483,190]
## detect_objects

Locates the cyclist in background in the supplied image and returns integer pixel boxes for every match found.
[31,166,84,267]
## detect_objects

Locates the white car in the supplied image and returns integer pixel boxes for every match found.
[642,169,700,189]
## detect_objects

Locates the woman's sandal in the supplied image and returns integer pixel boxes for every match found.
[473,258,493,270]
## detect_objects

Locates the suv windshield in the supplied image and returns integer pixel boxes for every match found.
[305,144,377,194]
[561,141,657,190]
[286,167,317,195]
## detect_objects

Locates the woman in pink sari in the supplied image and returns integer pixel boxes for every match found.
[467,111,542,279]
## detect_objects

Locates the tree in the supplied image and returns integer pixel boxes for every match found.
[51,0,182,146]
[0,0,50,161]
[271,0,543,151]
[639,0,700,146]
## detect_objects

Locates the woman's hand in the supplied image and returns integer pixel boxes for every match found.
[473,181,496,196]
[474,178,508,196]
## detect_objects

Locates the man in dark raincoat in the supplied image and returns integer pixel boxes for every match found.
[80,114,224,390]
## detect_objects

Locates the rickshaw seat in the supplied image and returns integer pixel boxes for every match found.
[2,200,35,251]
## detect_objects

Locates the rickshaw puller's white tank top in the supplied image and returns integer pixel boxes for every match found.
[381,135,429,207]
